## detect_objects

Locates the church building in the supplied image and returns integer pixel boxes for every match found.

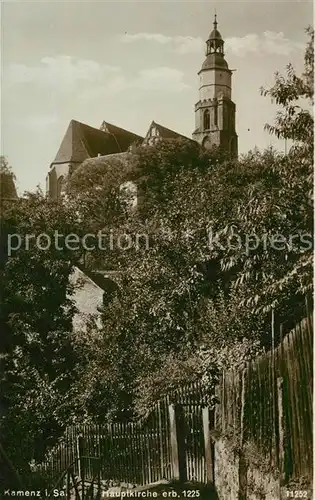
[47,16,237,200]
[192,15,238,155]
[46,17,238,328]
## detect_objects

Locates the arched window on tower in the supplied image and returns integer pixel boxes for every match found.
[203,109,210,130]
[57,175,64,200]
[214,103,218,127]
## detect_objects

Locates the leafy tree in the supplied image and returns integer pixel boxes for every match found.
[68,141,269,418]
[0,190,82,484]
[2,29,312,477]
[70,25,313,413]
[261,26,313,147]
[0,156,17,200]
[222,26,314,314]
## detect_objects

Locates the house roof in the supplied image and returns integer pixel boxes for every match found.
[51,120,143,167]
[76,263,119,293]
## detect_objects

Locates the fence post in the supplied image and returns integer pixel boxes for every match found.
[202,407,214,484]
[97,457,101,499]
[168,403,186,483]
[240,367,247,446]
[76,434,85,499]
[277,377,286,485]
[76,435,83,478]
[239,367,248,500]
[66,467,71,500]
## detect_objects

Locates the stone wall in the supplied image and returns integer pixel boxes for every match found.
[246,464,280,500]
[214,438,240,500]
[214,438,281,500]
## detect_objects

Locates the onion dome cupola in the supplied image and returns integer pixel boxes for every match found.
[206,14,224,55]
[202,14,229,70]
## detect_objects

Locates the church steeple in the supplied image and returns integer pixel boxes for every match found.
[192,15,238,157]
[206,14,224,56]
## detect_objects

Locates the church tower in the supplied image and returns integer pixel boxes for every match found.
[192,15,238,156]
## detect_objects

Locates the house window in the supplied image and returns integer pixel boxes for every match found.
[203,109,210,130]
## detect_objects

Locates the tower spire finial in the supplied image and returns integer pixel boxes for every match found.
[214,10,217,29]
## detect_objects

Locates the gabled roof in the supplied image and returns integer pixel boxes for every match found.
[143,121,192,143]
[100,121,143,151]
[76,263,119,293]
[51,120,143,167]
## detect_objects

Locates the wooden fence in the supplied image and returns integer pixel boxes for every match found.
[166,382,210,484]
[40,313,313,489]
[40,381,210,488]
[215,313,313,482]
[41,415,171,487]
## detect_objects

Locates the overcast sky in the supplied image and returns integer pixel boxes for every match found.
[1,0,312,194]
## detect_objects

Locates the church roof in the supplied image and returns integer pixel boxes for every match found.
[208,14,222,40]
[202,13,228,71]
[209,28,222,40]
[143,121,193,143]
[100,121,143,150]
[51,120,143,167]
[201,53,229,71]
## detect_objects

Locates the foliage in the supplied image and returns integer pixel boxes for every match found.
[67,154,132,226]
[67,141,269,417]
[68,27,313,418]
[0,156,17,199]
[1,27,313,479]
[261,26,313,146]
[0,190,82,483]
[232,25,314,312]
